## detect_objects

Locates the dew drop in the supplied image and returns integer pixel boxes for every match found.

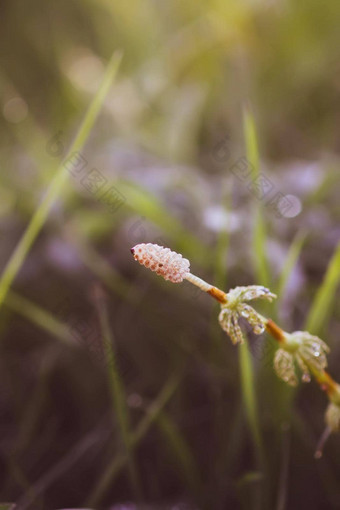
[278,194,302,218]
[3,97,28,123]
[302,373,311,383]
[315,426,332,459]
[312,343,321,357]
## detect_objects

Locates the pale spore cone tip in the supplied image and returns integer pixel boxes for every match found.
[131,243,190,283]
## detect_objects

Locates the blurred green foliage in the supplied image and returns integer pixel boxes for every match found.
[0,0,340,509]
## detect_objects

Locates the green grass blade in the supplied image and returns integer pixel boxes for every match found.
[93,284,141,499]
[253,213,270,287]
[243,107,260,182]
[275,231,306,311]
[0,51,122,311]
[243,107,270,288]
[214,190,232,291]
[239,341,265,509]
[239,342,263,457]
[87,371,182,506]
[156,410,200,493]
[276,425,291,510]
[5,291,73,344]
[305,241,340,335]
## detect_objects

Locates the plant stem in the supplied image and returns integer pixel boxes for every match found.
[184,273,228,303]
[186,273,340,409]
[93,284,142,500]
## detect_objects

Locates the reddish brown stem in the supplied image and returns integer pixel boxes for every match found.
[207,287,228,304]
[265,319,285,342]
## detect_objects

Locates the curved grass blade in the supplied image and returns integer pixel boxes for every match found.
[5,291,73,344]
[93,284,142,499]
[275,230,306,312]
[305,241,340,335]
[276,425,291,510]
[239,341,265,510]
[0,51,122,311]
[239,342,264,461]
[87,370,182,506]
[156,410,201,494]
[243,106,270,289]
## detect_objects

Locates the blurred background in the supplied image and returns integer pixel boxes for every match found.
[0,0,340,509]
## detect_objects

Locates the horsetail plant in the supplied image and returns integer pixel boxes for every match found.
[131,243,340,456]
